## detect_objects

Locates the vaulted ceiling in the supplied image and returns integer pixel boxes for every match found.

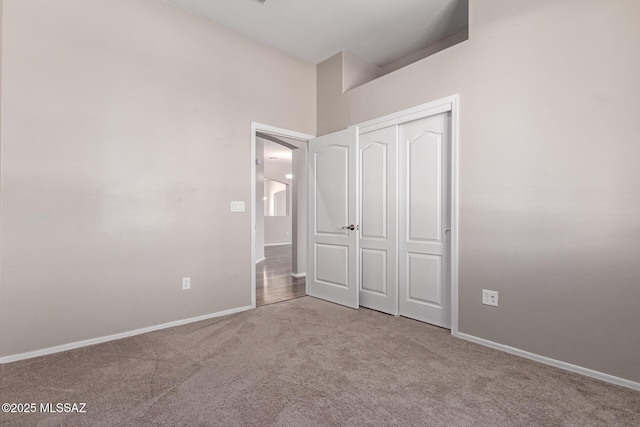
[165,0,468,67]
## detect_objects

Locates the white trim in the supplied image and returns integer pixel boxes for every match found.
[0,305,253,364]
[255,257,266,264]
[456,332,640,392]
[251,122,314,309]
[251,123,257,309]
[253,123,313,142]
[354,95,458,134]
[291,272,306,278]
[450,95,460,335]
[352,95,460,335]
[264,242,292,247]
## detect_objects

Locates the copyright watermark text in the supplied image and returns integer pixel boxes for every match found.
[2,402,87,414]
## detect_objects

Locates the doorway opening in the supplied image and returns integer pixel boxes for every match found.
[250,123,314,308]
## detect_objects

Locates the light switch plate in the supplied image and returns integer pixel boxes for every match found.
[230,201,245,212]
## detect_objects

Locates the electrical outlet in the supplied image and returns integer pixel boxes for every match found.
[482,289,498,307]
[182,277,191,290]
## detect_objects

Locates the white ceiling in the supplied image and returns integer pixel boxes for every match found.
[165,0,468,67]
[262,139,292,183]
[263,139,292,162]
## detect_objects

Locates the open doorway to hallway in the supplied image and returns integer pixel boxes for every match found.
[256,244,306,306]
[251,123,313,308]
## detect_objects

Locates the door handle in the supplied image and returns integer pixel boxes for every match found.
[342,224,357,231]
[445,229,451,237]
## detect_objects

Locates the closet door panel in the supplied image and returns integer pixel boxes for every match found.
[359,126,398,315]
[308,128,359,309]
[408,136,442,242]
[399,113,451,328]
[361,249,387,295]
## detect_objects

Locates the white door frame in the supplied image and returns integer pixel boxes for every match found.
[352,94,460,336]
[250,122,315,309]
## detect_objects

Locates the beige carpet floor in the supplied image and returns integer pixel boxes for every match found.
[1,296,639,426]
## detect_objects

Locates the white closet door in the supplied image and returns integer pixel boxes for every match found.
[399,113,451,328]
[358,126,398,315]
[308,127,359,309]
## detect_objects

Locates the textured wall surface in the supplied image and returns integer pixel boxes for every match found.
[0,0,315,357]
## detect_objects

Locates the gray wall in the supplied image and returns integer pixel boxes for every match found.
[0,0,315,357]
[317,0,640,382]
[263,154,293,246]
[264,217,292,246]
[342,51,381,92]
[0,0,3,200]
[291,147,307,275]
[255,138,265,261]
[263,179,293,246]
[380,30,468,76]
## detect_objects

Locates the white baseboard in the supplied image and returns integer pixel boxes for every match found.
[455,332,640,392]
[264,243,292,247]
[291,272,306,278]
[255,257,266,264]
[0,305,253,365]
